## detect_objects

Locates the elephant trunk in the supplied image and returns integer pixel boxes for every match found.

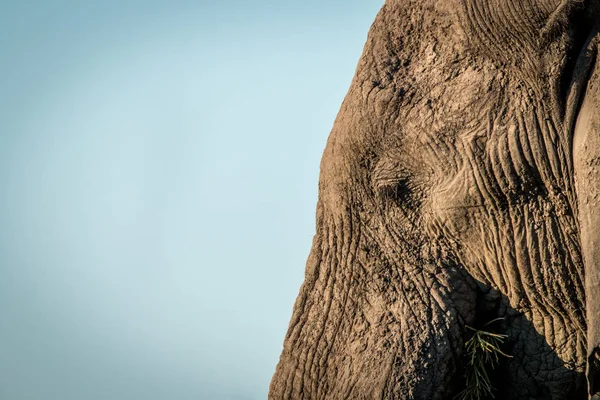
[269,196,480,399]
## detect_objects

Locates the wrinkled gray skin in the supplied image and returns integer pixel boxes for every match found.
[270,1,600,399]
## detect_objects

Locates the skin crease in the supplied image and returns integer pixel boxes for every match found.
[271,1,600,399]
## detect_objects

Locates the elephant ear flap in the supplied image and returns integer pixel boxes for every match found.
[541,0,586,41]
[572,39,600,398]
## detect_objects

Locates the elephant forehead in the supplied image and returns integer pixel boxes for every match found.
[461,0,581,46]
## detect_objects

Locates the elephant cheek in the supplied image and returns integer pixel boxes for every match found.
[573,42,600,397]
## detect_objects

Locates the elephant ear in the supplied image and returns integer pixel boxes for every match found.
[572,31,600,398]
[541,0,586,40]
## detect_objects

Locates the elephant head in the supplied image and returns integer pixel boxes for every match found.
[270,1,600,399]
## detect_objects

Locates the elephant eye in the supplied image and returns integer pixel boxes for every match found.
[372,163,418,208]
[371,152,427,211]
[375,177,412,204]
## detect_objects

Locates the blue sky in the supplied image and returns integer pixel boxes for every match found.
[0,1,382,399]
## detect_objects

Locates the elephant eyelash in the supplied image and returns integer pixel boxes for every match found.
[376,177,412,202]
[373,176,424,211]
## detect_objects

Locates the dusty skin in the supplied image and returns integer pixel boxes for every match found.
[271,1,600,399]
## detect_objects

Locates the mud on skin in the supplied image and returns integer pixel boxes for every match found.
[270,1,600,399]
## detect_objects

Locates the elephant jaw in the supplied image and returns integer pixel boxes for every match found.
[572,26,600,399]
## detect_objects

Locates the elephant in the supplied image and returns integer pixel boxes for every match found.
[269,0,600,399]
